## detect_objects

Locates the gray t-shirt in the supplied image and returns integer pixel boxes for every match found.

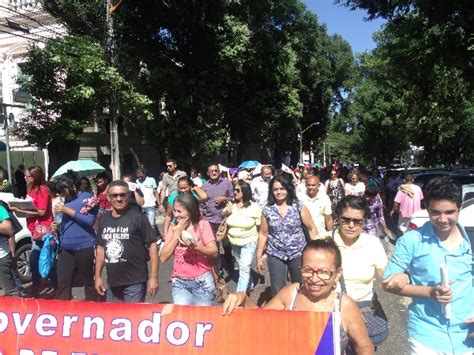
[162,170,187,196]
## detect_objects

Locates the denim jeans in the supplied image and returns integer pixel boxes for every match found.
[171,271,215,306]
[231,241,257,292]
[0,254,19,296]
[142,207,156,228]
[266,254,301,297]
[107,282,147,303]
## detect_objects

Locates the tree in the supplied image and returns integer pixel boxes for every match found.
[18,0,355,168]
[335,0,474,165]
[16,35,152,170]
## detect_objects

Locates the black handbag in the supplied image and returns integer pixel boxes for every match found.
[339,274,389,345]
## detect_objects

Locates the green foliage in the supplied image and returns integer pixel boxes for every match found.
[334,0,474,165]
[19,0,355,166]
[15,35,152,147]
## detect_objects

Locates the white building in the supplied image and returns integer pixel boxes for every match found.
[0,0,65,179]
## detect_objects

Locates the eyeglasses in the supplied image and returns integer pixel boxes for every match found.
[339,216,365,227]
[109,193,128,200]
[234,188,241,193]
[300,267,335,281]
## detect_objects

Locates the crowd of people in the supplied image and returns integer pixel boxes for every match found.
[0,159,472,354]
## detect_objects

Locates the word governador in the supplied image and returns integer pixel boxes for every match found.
[0,310,214,347]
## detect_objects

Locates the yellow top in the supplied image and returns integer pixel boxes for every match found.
[334,230,387,302]
[226,202,262,246]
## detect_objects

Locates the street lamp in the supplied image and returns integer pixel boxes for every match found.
[299,122,320,164]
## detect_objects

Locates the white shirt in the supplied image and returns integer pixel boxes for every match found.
[299,190,332,236]
[251,176,271,208]
[192,177,203,187]
[136,176,157,208]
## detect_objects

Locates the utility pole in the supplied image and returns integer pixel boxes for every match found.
[105,0,121,179]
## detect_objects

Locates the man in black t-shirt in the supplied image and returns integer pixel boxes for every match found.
[95,180,159,303]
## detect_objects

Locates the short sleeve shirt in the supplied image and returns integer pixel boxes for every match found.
[26,185,52,233]
[0,205,11,258]
[299,192,332,237]
[97,207,157,287]
[383,222,473,353]
[394,184,423,218]
[136,176,157,208]
[162,170,187,196]
[334,231,387,301]
[263,201,306,261]
[201,177,234,224]
[344,182,366,197]
[165,219,215,279]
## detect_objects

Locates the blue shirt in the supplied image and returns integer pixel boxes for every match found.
[263,201,306,261]
[60,192,97,250]
[384,222,474,353]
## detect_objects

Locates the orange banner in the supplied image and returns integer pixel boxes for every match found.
[0,297,336,354]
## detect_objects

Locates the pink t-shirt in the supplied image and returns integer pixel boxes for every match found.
[394,184,424,218]
[166,219,215,279]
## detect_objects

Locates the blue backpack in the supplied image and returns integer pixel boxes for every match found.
[39,233,59,279]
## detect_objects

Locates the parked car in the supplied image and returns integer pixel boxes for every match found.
[0,192,32,283]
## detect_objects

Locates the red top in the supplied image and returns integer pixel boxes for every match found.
[26,184,53,233]
[97,190,112,210]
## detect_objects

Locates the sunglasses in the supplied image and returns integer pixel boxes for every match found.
[109,193,128,200]
[339,216,365,227]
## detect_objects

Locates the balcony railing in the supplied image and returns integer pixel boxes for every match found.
[9,0,42,8]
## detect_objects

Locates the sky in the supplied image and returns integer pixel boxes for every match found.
[303,0,385,53]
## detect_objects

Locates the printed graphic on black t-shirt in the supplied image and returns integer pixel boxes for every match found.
[97,208,157,287]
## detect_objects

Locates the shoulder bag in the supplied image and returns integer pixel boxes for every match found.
[339,274,389,345]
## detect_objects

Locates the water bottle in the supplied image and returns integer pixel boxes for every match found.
[53,196,65,224]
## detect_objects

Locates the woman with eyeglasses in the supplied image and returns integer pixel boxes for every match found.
[333,196,392,348]
[160,193,218,306]
[345,170,366,197]
[221,180,261,292]
[163,176,208,234]
[223,238,374,354]
[325,169,345,216]
[53,177,99,301]
[8,166,53,298]
[257,174,318,296]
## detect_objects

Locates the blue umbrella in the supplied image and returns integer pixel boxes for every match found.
[239,160,260,169]
[51,160,105,179]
